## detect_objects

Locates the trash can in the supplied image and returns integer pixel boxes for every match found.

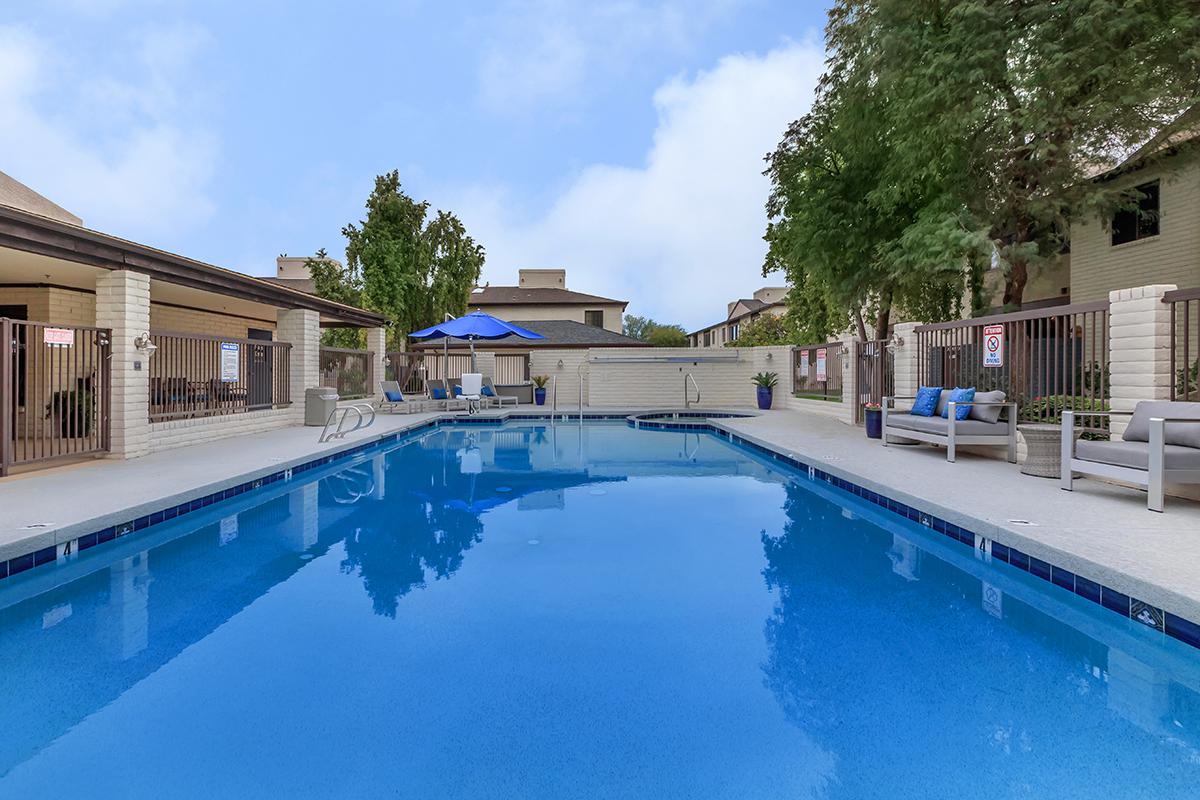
[305,387,339,426]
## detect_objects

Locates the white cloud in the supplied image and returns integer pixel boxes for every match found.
[476,0,751,112]
[456,41,823,330]
[0,24,217,238]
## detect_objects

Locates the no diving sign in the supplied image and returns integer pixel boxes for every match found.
[983,324,1004,367]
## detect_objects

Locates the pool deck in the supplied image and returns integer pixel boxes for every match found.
[3,405,1199,626]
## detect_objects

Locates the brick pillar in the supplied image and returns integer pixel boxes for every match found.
[840,334,859,423]
[95,270,151,459]
[1108,284,1175,437]
[278,308,320,422]
[366,327,387,397]
[891,322,923,398]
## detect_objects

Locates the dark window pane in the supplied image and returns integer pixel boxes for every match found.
[1111,180,1159,246]
[584,310,603,327]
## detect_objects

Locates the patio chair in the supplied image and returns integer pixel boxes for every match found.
[882,389,1017,463]
[378,381,424,414]
[482,376,518,408]
[427,379,468,412]
[1061,401,1200,512]
[460,373,484,415]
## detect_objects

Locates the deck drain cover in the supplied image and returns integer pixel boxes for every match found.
[21,522,53,529]
[1007,519,1038,526]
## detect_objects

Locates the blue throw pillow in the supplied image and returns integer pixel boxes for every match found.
[941,387,976,420]
[452,385,463,397]
[481,385,495,397]
[430,387,447,400]
[384,389,403,402]
[911,386,942,417]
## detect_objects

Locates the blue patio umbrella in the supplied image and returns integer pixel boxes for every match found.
[409,310,544,374]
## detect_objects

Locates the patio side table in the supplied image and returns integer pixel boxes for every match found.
[1019,423,1079,478]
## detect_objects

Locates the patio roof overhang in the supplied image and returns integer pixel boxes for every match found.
[0,204,386,328]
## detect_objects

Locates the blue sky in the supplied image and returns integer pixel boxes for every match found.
[1,1,830,329]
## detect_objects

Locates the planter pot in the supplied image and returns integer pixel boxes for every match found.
[534,388,547,406]
[864,408,882,439]
[756,386,773,410]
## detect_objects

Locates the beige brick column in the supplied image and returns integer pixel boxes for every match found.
[839,335,859,423]
[366,327,387,397]
[278,308,321,422]
[890,322,923,398]
[95,270,151,459]
[1108,284,1175,437]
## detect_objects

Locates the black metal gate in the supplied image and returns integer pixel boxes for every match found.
[854,339,893,424]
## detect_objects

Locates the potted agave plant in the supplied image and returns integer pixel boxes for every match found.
[751,371,778,410]
[532,375,549,406]
[863,401,883,439]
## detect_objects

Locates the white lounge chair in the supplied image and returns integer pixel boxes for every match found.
[482,376,518,408]
[427,379,468,412]
[1061,401,1200,512]
[378,380,425,414]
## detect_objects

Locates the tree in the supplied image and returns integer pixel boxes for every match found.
[623,314,689,346]
[841,0,1200,309]
[306,248,365,348]
[645,324,688,347]
[727,314,797,347]
[764,25,967,342]
[341,171,485,349]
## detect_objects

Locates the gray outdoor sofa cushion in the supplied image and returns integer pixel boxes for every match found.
[1122,401,1200,448]
[885,413,1008,437]
[1075,439,1200,471]
[968,390,1007,424]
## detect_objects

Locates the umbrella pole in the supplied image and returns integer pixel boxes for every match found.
[443,337,448,383]
[470,337,477,372]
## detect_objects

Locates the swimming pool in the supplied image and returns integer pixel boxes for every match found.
[1,420,1197,798]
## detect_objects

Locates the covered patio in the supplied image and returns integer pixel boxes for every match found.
[0,203,387,475]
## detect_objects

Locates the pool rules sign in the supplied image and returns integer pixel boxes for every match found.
[982,324,1004,368]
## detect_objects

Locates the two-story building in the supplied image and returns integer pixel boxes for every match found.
[467,269,627,333]
[687,287,787,347]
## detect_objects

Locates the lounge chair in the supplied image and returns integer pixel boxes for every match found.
[378,381,424,414]
[460,373,484,415]
[482,376,518,408]
[882,390,1017,463]
[427,379,468,412]
[1061,401,1200,512]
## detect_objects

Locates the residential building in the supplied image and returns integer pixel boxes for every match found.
[688,287,788,347]
[0,171,387,475]
[468,269,627,333]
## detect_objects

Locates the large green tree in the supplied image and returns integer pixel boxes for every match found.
[841,0,1200,309]
[340,171,485,349]
[307,248,365,348]
[623,314,689,347]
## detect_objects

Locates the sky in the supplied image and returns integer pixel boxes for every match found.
[1,0,831,330]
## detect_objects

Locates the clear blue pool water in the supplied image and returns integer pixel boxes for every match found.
[2,420,1199,799]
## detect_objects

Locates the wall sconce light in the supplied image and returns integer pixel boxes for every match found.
[888,334,905,350]
[557,359,564,369]
[132,332,158,358]
[382,355,392,367]
[765,351,773,361]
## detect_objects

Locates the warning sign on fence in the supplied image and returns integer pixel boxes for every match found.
[43,328,74,347]
[815,348,827,381]
[982,324,1004,367]
[799,350,809,378]
[220,342,240,382]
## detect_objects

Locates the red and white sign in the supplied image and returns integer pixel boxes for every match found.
[799,350,809,378]
[43,327,74,347]
[982,324,1004,367]
[815,348,828,381]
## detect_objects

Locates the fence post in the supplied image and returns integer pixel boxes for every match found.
[891,322,923,399]
[841,334,859,423]
[1,317,11,475]
[366,327,387,399]
[1108,284,1175,437]
[95,270,151,460]
[278,308,321,423]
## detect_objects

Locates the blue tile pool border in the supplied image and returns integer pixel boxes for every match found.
[3,413,1198,653]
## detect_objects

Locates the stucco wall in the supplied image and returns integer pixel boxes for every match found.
[1071,154,1200,303]
[473,303,624,333]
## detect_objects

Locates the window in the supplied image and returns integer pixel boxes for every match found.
[584,310,604,327]
[1112,180,1160,245]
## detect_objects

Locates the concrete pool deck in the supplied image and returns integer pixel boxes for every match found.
[2,405,1199,627]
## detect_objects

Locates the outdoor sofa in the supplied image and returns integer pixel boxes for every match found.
[882,390,1017,463]
[1061,401,1200,512]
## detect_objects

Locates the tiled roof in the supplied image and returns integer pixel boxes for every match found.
[469,286,627,307]
[0,170,82,226]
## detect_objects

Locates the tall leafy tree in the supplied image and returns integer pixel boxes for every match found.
[850,0,1200,309]
[306,248,364,348]
[341,171,485,348]
[623,314,689,346]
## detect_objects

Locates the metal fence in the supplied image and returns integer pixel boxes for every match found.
[915,301,1109,428]
[493,353,530,385]
[386,351,474,395]
[150,331,292,421]
[320,347,373,400]
[2,318,111,475]
[854,339,894,423]
[791,343,843,401]
[1167,287,1200,402]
